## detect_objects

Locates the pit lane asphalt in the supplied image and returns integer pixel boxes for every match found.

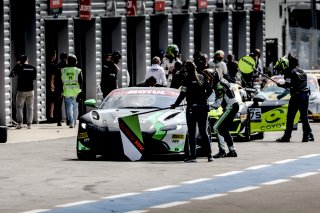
[5,123,77,144]
[3,122,320,213]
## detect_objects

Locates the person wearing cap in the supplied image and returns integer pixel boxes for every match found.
[61,54,83,128]
[275,55,314,142]
[100,51,122,98]
[208,50,228,79]
[9,55,37,129]
[145,56,167,86]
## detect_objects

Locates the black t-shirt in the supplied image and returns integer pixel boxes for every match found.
[101,61,119,91]
[11,64,37,92]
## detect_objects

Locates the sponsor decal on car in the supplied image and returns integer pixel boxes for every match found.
[172,134,185,139]
[78,132,88,139]
[250,105,300,132]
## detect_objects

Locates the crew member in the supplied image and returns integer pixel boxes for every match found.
[276,55,314,142]
[203,69,239,158]
[145,56,167,86]
[170,61,213,163]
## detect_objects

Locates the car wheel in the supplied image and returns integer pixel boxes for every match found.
[77,151,96,161]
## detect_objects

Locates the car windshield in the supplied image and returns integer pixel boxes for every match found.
[99,88,180,109]
[260,74,320,100]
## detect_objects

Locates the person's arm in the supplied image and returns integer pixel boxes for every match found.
[50,72,55,91]
[78,70,83,90]
[170,88,186,109]
[9,63,21,78]
[210,87,224,109]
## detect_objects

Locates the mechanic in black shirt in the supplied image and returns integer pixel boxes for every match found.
[100,51,121,98]
[203,69,239,158]
[10,55,37,129]
[170,61,213,163]
[276,55,314,142]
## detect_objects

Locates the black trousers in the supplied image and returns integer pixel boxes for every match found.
[284,91,312,138]
[186,108,211,159]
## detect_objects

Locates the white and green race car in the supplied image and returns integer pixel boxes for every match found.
[76,87,208,161]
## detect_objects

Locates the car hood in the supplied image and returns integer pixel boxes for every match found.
[81,108,186,131]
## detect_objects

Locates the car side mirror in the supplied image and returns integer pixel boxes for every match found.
[253,95,265,105]
[84,99,97,108]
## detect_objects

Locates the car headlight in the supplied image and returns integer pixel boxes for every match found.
[81,123,87,129]
[92,111,100,120]
[160,124,178,131]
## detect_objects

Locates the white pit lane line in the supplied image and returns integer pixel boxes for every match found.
[246,164,271,170]
[291,172,319,178]
[102,192,141,199]
[55,200,96,208]
[182,178,212,184]
[214,171,243,177]
[192,193,228,200]
[150,201,190,209]
[261,179,291,185]
[299,154,320,158]
[229,186,260,193]
[124,210,149,213]
[273,159,298,164]
[143,185,178,192]
[20,210,51,213]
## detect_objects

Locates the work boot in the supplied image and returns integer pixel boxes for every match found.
[184,157,197,163]
[308,133,314,142]
[302,133,314,142]
[226,150,237,157]
[212,150,227,158]
[276,136,290,142]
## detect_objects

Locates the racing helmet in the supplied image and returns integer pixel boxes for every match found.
[201,68,220,86]
[214,50,225,57]
[166,44,179,58]
[274,57,289,74]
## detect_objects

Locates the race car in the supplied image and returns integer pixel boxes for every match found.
[76,87,207,161]
[256,74,320,122]
[208,83,260,142]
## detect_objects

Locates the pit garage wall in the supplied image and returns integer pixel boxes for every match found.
[0,0,5,125]
[1,0,265,125]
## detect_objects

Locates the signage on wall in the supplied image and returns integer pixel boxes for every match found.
[253,0,261,12]
[155,0,165,14]
[79,0,92,20]
[173,0,190,13]
[48,0,63,15]
[126,0,145,16]
[106,0,117,16]
[126,0,137,16]
[197,0,208,12]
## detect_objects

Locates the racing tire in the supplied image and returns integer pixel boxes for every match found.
[77,151,96,161]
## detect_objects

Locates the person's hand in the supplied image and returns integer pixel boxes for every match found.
[170,104,176,109]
